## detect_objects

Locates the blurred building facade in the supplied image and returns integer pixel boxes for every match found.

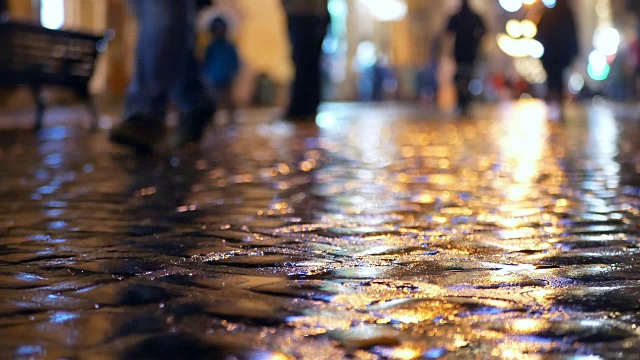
[3,0,636,105]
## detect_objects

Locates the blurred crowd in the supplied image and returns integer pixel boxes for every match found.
[4,0,640,145]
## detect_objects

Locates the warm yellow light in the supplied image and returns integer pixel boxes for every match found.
[506,19,522,38]
[510,319,542,333]
[391,346,421,359]
[523,0,536,4]
[496,33,545,58]
[520,19,537,38]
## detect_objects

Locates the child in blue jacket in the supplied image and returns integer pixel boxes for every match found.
[203,17,240,125]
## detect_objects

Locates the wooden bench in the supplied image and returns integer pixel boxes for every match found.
[0,16,107,130]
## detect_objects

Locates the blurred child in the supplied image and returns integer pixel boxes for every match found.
[202,17,240,125]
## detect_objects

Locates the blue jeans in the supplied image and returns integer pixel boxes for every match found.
[124,0,211,121]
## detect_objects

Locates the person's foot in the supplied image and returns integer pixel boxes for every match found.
[109,114,166,153]
[171,106,215,148]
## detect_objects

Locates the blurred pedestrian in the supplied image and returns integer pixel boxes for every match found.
[202,17,240,125]
[445,0,486,116]
[417,34,443,103]
[282,0,329,122]
[536,0,579,118]
[109,0,214,152]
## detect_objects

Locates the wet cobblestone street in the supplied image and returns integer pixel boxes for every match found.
[3,101,640,359]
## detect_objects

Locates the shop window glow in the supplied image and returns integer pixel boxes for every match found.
[41,0,65,30]
[360,0,407,22]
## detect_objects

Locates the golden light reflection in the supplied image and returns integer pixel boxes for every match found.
[498,100,547,185]
[277,163,291,175]
[389,345,422,360]
[509,319,543,333]
[414,193,435,204]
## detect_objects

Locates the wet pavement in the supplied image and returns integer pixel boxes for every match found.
[2,101,640,359]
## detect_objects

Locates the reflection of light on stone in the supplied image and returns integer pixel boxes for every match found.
[415,193,435,204]
[586,106,620,190]
[499,0,523,13]
[498,101,546,184]
[268,354,293,360]
[360,0,407,22]
[496,34,544,59]
[497,263,537,272]
[390,346,421,359]
[510,319,542,333]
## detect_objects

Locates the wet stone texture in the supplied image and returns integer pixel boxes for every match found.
[2,102,640,359]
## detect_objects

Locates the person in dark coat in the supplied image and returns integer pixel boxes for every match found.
[536,0,579,109]
[282,0,329,122]
[445,0,486,116]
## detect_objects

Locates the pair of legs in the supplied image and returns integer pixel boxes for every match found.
[111,0,213,150]
[542,62,568,121]
[212,85,236,125]
[454,61,474,116]
[543,63,566,104]
[285,15,327,120]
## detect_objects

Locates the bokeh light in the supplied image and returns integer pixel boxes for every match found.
[497,34,545,59]
[360,0,407,22]
[588,49,610,81]
[499,0,523,13]
[514,57,547,84]
[568,73,585,94]
[506,19,523,38]
[593,27,620,56]
[520,19,537,39]
[40,0,65,30]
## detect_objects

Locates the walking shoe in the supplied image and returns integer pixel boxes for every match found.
[109,114,166,153]
[171,106,215,148]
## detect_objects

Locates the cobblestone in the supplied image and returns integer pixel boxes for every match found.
[2,101,640,359]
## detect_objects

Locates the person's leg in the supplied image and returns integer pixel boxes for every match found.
[543,63,564,120]
[113,0,212,149]
[285,16,326,120]
[123,0,196,120]
[221,86,236,125]
[285,16,305,119]
[304,16,327,117]
[112,0,193,149]
[454,61,473,116]
[545,64,564,104]
[171,51,215,146]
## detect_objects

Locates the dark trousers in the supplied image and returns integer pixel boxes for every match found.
[454,61,474,114]
[543,62,565,103]
[285,15,327,119]
[124,0,211,121]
